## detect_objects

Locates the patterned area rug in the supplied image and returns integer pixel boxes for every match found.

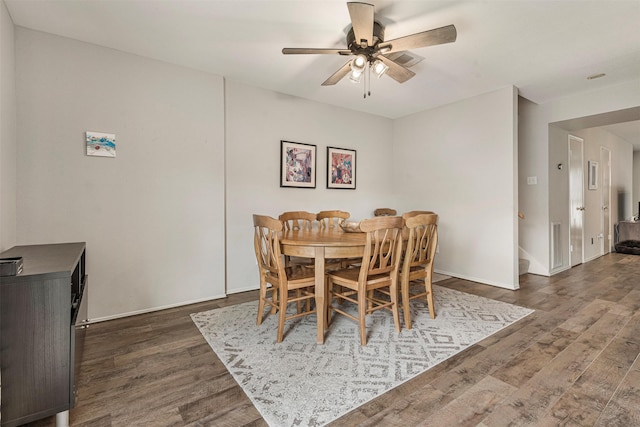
[191,284,533,426]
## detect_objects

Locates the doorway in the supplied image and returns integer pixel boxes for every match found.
[569,135,584,267]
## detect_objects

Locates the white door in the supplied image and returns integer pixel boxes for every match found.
[569,135,584,267]
[600,146,611,254]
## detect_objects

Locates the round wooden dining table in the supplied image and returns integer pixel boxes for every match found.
[280,228,366,344]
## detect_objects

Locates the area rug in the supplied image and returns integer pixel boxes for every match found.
[191,284,533,426]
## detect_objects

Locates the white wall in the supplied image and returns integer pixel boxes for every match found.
[13,25,636,319]
[0,0,14,416]
[573,127,633,257]
[225,80,394,293]
[547,125,570,273]
[548,126,633,268]
[518,97,550,275]
[519,79,640,275]
[0,0,16,252]
[15,28,226,321]
[393,86,520,289]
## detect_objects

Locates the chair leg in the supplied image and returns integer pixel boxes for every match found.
[401,278,412,329]
[425,272,436,319]
[324,275,331,327]
[270,287,278,315]
[390,280,401,333]
[327,278,334,326]
[277,289,287,343]
[358,290,367,346]
[295,289,302,314]
[257,279,267,325]
[426,288,436,319]
[367,290,374,311]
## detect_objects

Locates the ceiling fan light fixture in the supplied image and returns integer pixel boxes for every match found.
[372,59,389,78]
[351,54,367,72]
[349,69,363,83]
[349,54,367,83]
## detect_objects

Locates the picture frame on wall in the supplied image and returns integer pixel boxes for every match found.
[86,131,116,157]
[327,146,356,190]
[280,140,317,188]
[588,160,598,190]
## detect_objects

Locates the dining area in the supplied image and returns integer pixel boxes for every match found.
[252,208,439,345]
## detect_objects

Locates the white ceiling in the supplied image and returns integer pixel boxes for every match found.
[5,0,640,145]
[601,120,640,151]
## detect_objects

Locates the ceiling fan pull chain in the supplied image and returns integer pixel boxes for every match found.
[367,64,371,97]
[363,65,367,98]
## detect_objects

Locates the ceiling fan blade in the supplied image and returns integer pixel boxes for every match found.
[321,61,353,86]
[378,55,416,83]
[282,48,351,55]
[380,24,457,54]
[347,2,375,47]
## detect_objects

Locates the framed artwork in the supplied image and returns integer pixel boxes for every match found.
[327,146,356,189]
[86,131,116,157]
[280,140,316,188]
[588,160,598,190]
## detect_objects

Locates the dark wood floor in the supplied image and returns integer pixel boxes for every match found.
[27,253,639,426]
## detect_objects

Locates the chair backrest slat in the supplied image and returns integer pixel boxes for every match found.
[253,214,285,279]
[403,213,438,271]
[359,216,404,279]
[402,210,434,220]
[279,211,317,231]
[317,210,350,229]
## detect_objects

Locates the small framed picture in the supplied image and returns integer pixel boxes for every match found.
[327,146,356,189]
[280,140,316,188]
[86,131,116,157]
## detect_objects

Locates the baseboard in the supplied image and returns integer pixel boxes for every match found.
[550,265,571,276]
[583,253,603,263]
[227,285,259,294]
[434,269,519,290]
[527,264,550,276]
[87,293,228,324]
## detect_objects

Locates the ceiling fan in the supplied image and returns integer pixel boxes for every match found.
[282,2,457,94]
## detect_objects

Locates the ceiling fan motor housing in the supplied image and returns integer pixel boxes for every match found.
[347,21,384,59]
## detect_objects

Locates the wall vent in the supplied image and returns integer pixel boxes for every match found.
[551,222,562,269]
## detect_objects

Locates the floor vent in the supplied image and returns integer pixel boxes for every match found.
[551,222,562,269]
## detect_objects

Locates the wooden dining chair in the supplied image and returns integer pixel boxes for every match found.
[400,213,439,329]
[317,210,354,269]
[401,210,434,219]
[374,208,397,216]
[400,211,434,239]
[327,216,404,345]
[279,211,317,231]
[279,211,317,267]
[317,210,350,229]
[253,214,317,343]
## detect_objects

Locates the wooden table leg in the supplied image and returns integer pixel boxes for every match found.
[314,247,326,344]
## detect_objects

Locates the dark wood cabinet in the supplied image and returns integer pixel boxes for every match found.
[0,242,88,427]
